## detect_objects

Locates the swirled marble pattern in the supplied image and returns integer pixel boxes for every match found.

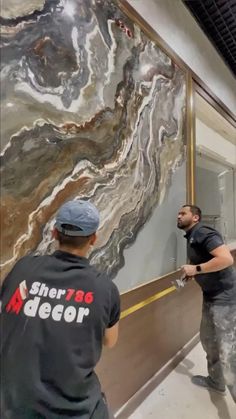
[1,0,186,287]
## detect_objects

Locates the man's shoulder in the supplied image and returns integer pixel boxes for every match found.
[192,224,224,250]
[7,254,51,278]
[1,254,48,297]
[89,267,119,293]
[16,253,49,266]
[90,266,112,285]
[194,224,221,238]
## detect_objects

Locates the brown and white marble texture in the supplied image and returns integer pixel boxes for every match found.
[0,0,186,287]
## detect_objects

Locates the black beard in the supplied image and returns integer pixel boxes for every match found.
[177,223,186,230]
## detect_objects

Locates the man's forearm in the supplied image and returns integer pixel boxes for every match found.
[200,255,233,274]
[181,252,233,277]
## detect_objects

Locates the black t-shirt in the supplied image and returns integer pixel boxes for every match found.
[185,224,236,305]
[0,251,120,419]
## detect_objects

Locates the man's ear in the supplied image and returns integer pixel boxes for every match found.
[89,233,97,246]
[193,214,200,223]
[52,227,59,240]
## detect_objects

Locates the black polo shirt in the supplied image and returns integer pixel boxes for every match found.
[185,223,236,305]
[0,251,120,419]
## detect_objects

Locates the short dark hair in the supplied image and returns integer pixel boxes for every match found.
[56,224,93,248]
[183,204,202,221]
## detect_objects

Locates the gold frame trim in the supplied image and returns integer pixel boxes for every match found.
[120,268,181,296]
[186,73,196,204]
[121,285,176,319]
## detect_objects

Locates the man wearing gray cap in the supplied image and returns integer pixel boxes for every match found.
[1,200,120,419]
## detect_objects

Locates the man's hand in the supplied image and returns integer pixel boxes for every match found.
[181,264,197,277]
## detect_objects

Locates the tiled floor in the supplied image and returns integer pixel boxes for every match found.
[128,343,235,419]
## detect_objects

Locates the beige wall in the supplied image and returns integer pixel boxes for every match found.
[127,0,236,114]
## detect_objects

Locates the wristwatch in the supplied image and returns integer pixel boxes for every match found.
[196,265,202,272]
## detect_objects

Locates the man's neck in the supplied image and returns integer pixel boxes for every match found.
[58,245,88,258]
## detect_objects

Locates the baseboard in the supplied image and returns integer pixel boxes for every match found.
[115,333,200,419]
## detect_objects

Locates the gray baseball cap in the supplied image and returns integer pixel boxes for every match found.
[55,200,100,237]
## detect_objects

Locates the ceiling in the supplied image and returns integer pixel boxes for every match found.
[195,94,236,145]
[183,0,236,76]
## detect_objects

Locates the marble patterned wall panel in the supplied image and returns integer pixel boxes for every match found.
[0,0,186,291]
